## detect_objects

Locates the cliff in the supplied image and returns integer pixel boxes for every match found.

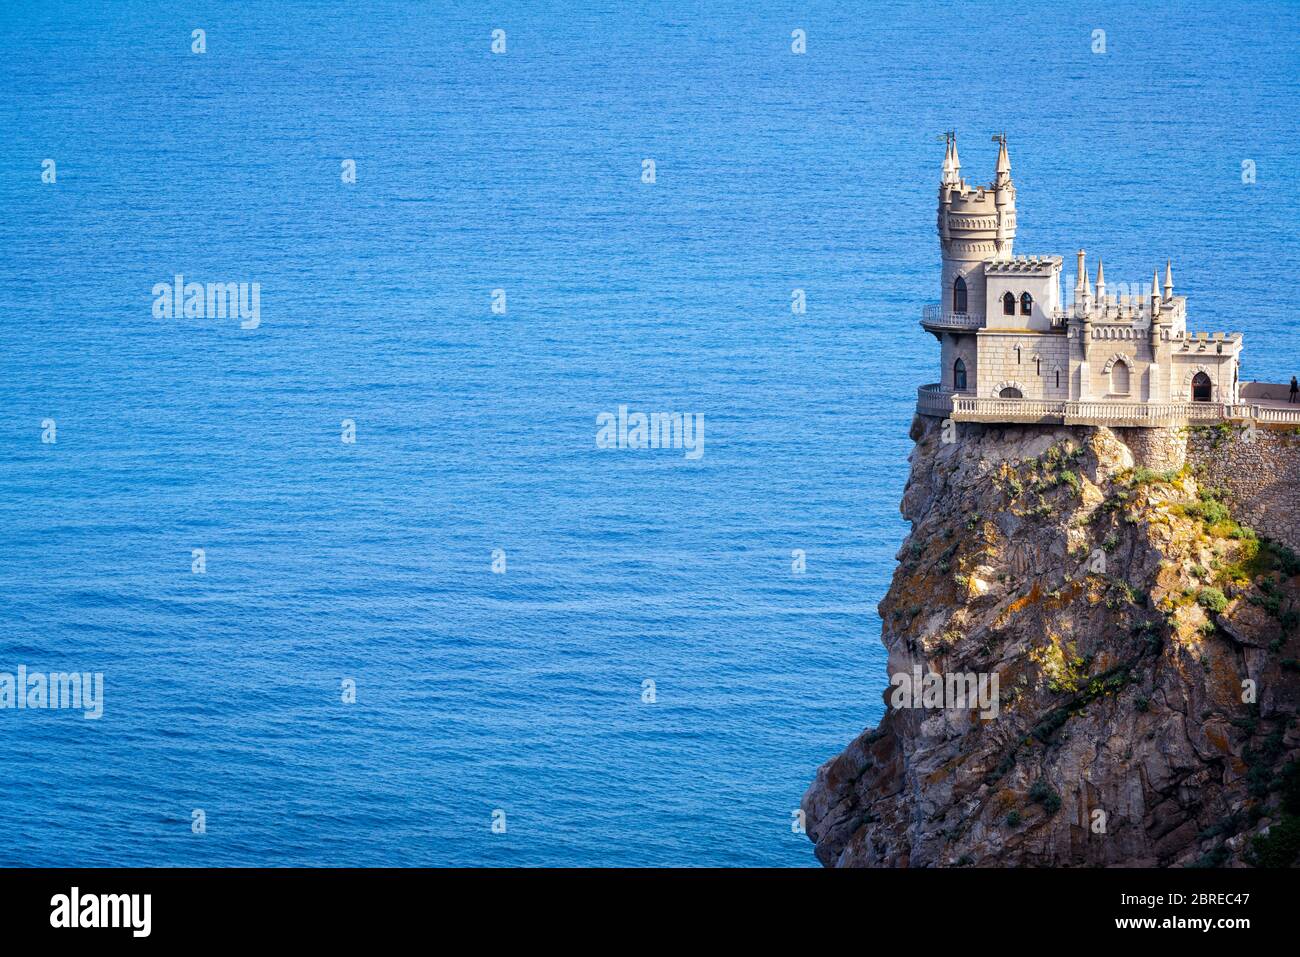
[803,416,1300,867]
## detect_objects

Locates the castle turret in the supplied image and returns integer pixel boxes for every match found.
[937,135,1016,317]
[1074,249,1092,398]
[1074,249,1085,316]
[1164,260,1174,300]
[992,134,1014,259]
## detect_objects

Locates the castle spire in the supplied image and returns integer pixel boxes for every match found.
[1095,259,1105,301]
[994,132,1011,185]
[940,132,960,187]
[1164,259,1174,300]
[1074,249,1087,314]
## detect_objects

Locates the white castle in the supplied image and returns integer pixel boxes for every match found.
[917,134,1297,427]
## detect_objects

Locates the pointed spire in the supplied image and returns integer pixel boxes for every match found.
[1164,259,1174,299]
[1152,269,1161,299]
[995,133,1011,184]
[1095,259,1105,300]
[941,132,960,187]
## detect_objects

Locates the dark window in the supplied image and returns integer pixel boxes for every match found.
[1002,292,1015,315]
[1192,372,1212,402]
[953,276,967,313]
[953,358,967,391]
[1020,292,1033,316]
[1055,369,1060,388]
[999,387,1023,399]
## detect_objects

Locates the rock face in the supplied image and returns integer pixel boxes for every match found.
[803,416,1300,867]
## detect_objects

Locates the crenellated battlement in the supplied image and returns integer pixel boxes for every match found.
[946,187,1000,214]
[986,255,1060,276]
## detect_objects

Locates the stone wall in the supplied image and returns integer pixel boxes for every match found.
[940,331,977,391]
[1082,336,1152,400]
[1097,424,1300,551]
[1113,425,1187,473]
[1186,424,1300,552]
[976,331,1069,399]
[1164,351,1237,403]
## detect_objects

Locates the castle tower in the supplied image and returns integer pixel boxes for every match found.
[937,134,1016,317]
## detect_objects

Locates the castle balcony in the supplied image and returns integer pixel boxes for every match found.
[920,305,985,333]
[917,384,955,417]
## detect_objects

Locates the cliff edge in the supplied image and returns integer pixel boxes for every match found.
[803,416,1300,867]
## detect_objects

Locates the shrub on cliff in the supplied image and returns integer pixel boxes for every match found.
[1029,779,1062,814]
[1281,761,1300,816]
[1126,466,1182,487]
[1198,587,1229,614]
[1055,469,1081,493]
[1248,816,1300,868]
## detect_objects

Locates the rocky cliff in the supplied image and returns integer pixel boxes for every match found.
[803,416,1300,867]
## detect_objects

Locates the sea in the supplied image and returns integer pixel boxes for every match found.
[0,0,1296,866]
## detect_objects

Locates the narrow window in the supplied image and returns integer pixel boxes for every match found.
[1020,292,1033,316]
[1055,369,1060,388]
[953,276,967,314]
[1002,291,1015,315]
[953,358,967,391]
[1111,359,1131,395]
[1035,357,1041,376]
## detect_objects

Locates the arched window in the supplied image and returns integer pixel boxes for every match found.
[1110,359,1130,395]
[1192,371,1212,402]
[1020,292,1033,316]
[1035,357,1041,376]
[1015,345,1022,364]
[1002,292,1015,315]
[953,358,967,391]
[999,387,1023,399]
[953,276,967,314]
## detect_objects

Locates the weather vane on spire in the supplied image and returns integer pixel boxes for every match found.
[991,131,1006,147]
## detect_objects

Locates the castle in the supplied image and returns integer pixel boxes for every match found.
[917,135,1297,427]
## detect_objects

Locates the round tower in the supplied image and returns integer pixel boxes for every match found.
[936,134,1016,317]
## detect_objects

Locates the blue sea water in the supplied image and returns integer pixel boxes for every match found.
[0,1,1296,867]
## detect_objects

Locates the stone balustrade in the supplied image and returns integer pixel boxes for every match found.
[916,384,954,416]
[920,305,985,330]
[916,384,1300,427]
